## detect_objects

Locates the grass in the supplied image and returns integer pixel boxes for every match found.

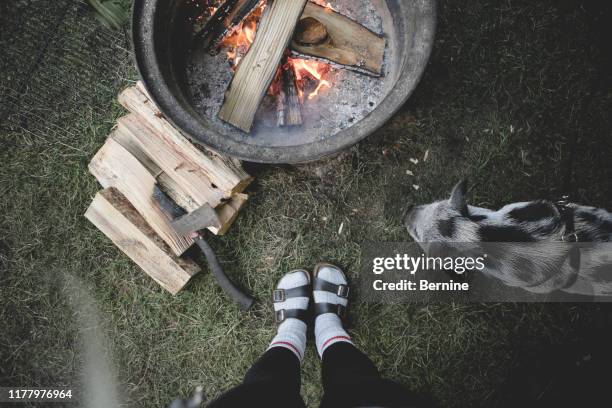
[1,0,612,407]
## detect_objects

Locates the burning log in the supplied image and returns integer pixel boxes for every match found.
[290,2,386,77]
[219,0,308,132]
[271,58,303,127]
[282,66,303,126]
[193,0,261,53]
[275,82,286,127]
[290,57,331,101]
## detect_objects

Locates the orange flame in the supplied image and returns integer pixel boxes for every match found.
[220,6,262,69]
[289,58,331,100]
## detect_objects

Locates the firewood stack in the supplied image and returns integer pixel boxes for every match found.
[85,83,253,295]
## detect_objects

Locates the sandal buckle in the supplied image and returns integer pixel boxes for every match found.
[273,289,286,303]
[337,284,349,298]
[275,309,285,323]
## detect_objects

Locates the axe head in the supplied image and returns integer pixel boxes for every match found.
[153,185,221,236]
[171,203,222,236]
[153,186,185,219]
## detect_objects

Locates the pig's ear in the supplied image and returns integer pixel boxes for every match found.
[449,179,468,214]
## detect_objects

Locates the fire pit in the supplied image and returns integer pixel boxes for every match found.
[133,0,436,163]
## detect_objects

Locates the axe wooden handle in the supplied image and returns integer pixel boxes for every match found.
[153,186,254,310]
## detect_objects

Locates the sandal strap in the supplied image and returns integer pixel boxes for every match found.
[313,277,350,298]
[314,303,346,318]
[272,284,311,303]
[275,308,309,324]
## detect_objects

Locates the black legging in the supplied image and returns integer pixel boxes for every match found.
[207,342,418,408]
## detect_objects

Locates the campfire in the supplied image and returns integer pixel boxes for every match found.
[191,0,386,133]
[195,0,338,127]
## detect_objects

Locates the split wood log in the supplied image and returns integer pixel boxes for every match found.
[111,128,200,213]
[282,67,302,126]
[209,193,249,235]
[89,137,194,256]
[116,114,226,208]
[85,188,199,295]
[290,3,386,76]
[218,0,308,132]
[273,66,286,127]
[275,86,286,127]
[119,85,253,194]
[194,0,261,53]
[111,126,246,236]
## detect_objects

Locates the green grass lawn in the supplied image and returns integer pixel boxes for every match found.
[1,1,611,407]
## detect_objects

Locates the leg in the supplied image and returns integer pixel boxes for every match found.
[321,342,378,386]
[242,346,300,386]
[208,347,304,408]
[208,270,311,408]
[312,264,418,408]
[320,342,418,408]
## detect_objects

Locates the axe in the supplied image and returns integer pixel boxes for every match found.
[154,186,254,310]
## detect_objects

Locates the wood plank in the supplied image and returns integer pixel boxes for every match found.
[290,2,386,76]
[218,0,308,132]
[111,128,201,213]
[111,126,248,235]
[85,188,199,295]
[209,193,249,235]
[134,83,252,194]
[88,137,194,256]
[282,66,302,126]
[119,85,253,194]
[116,114,227,208]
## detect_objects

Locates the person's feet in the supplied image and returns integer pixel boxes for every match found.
[312,263,353,357]
[268,270,311,361]
[268,265,353,360]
